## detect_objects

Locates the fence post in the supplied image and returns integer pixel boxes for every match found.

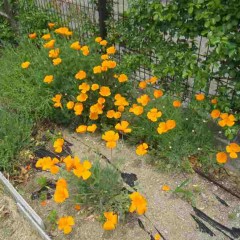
[98,0,108,39]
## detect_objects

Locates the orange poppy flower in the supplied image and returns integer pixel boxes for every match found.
[173,100,181,108]
[139,81,147,89]
[147,108,162,122]
[162,185,170,191]
[87,124,97,133]
[103,212,118,230]
[55,27,72,36]
[77,93,88,102]
[226,143,240,158]
[48,22,55,28]
[211,98,217,104]
[53,57,62,66]
[74,102,83,115]
[114,94,129,106]
[43,39,55,49]
[100,40,108,46]
[216,152,227,164]
[43,75,54,84]
[66,101,74,110]
[195,93,205,101]
[81,45,89,56]
[73,160,92,180]
[41,33,51,40]
[153,89,163,98]
[76,125,87,133]
[218,113,235,127]
[106,46,116,55]
[79,83,90,93]
[136,143,148,155]
[95,37,102,43]
[210,109,221,119]
[166,119,176,130]
[91,84,100,91]
[102,131,119,149]
[49,48,59,58]
[101,54,109,60]
[129,104,144,116]
[35,157,59,174]
[137,94,150,106]
[115,121,132,133]
[129,192,147,215]
[58,216,75,234]
[118,74,128,83]
[54,138,64,153]
[157,122,168,134]
[70,41,81,50]
[28,33,37,39]
[75,70,86,80]
[52,94,62,108]
[93,66,102,74]
[99,86,111,97]
[74,204,81,211]
[154,233,161,240]
[21,61,30,69]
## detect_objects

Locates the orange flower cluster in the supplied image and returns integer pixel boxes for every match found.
[76,124,97,133]
[55,27,72,36]
[35,157,59,174]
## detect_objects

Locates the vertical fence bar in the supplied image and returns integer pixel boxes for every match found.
[98,0,108,39]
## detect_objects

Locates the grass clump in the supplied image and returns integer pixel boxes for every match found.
[0,109,33,171]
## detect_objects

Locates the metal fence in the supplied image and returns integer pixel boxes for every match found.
[32,0,237,105]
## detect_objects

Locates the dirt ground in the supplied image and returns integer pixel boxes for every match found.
[0,183,41,240]
[16,129,240,240]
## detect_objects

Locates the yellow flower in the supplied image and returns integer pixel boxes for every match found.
[43,75,54,84]
[106,46,116,54]
[93,66,102,74]
[95,37,102,43]
[129,104,144,116]
[70,41,81,50]
[49,48,59,58]
[87,124,97,133]
[115,121,132,133]
[100,40,108,46]
[73,160,92,180]
[53,57,62,66]
[218,113,235,127]
[55,27,72,36]
[76,125,87,133]
[77,93,88,102]
[147,108,162,122]
[21,61,30,69]
[81,45,89,56]
[118,74,128,83]
[43,39,55,49]
[103,212,118,230]
[136,143,148,155]
[66,101,74,110]
[74,102,83,115]
[211,109,221,119]
[137,94,150,106]
[52,94,62,108]
[129,192,147,215]
[195,93,205,101]
[102,131,119,149]
[99,86,111,97]
[28,33,37,39]
[48,22,55,28]
[216,152,227,164]
[58,216,75,234]
[173,100,181,108]
[154,89,163,98]
[226,143,240,159]
[41,33,51,40]
[54,138,64,153]
[91,84,100,91]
